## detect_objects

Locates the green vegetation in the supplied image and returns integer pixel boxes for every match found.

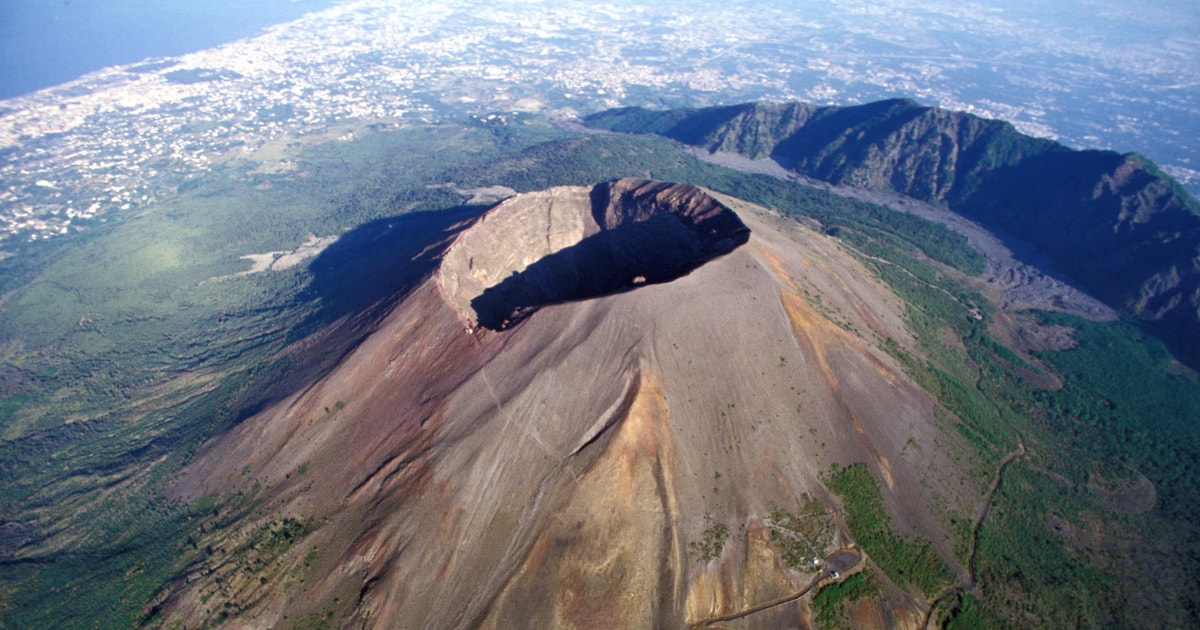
[857,250,1195,625]
[943,593,1007,630]
[971,465,1115,627]
[766,495,834,570]
[811,571,879,629]
[689,518,730,562]
[293,611,335,630]
[945,313,1200,628]
[841,210,1200,626]
[1031,313,1200,508]
[242,518,314,558]
[825,463,955,597]
[0,488,251,628]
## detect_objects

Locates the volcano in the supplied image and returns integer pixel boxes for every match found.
[163,178,970,628]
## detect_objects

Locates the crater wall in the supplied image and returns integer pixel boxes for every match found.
[438,178,751,329]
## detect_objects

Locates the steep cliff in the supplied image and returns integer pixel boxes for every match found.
[587,101,1200,366]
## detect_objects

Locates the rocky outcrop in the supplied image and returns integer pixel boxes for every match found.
[587,101,1200,367]
[438,178,750,329]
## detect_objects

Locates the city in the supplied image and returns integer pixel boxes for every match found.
[0,0,1195,245]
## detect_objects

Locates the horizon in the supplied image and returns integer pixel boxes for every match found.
[0,0,339,99]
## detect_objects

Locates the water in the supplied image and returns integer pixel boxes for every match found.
[0,0,338,100]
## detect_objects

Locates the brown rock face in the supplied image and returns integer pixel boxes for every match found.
[161,182,967,629]
[438,178,750,329]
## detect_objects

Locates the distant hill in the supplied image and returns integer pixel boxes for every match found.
[586,100,1200,368]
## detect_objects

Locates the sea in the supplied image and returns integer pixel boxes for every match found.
[0,0,339,100]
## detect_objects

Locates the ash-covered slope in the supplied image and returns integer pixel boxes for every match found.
[587,101,1200,368]
[161,179,967,628]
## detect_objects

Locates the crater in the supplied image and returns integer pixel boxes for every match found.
[437,178,751,330]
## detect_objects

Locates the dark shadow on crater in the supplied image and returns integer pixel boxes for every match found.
[300,205,486,333]
[471,210,750,330]
[229,205,486,426]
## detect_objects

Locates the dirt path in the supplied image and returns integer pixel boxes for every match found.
[836,240,982,320]
[688,436,1025,630]
[691,547,862,629]
[920,435,1027,629]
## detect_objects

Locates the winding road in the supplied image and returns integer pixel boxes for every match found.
[921,435,1027,629]
[691,546,863,629]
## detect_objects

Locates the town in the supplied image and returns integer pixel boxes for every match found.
[0,0,1194,246]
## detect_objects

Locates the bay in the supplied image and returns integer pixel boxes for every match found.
[0,0,338,99]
